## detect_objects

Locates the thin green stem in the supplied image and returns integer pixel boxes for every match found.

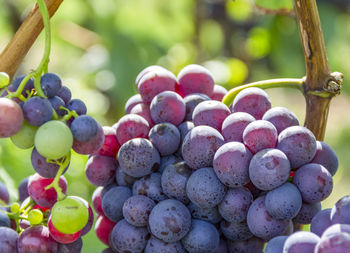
[60,107,79,122]
[222,78,304,107]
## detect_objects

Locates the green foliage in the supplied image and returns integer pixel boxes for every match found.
[254,0,293,11]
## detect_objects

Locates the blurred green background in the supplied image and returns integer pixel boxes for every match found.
[0,0,350,251]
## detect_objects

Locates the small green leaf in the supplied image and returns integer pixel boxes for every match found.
[254,0,293,11]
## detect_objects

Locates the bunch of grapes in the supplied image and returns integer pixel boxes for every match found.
[0,72,100,252]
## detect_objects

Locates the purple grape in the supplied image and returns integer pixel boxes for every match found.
[18,177,29,202]
[71,115,99,142]
[213,142,252,188]
[187,202,222,224]
[12,75,34,97]
[311,141,338,176]
[118,138,160,177]
[159,154,182,174]
[181,219,220,253]
[218,187,253,223]
[40,73,62,98]
[114,114,150,145]
[18,226,58,253]
[183,93,210,121]
[294,201,322,224]
[73,123,104,155]
[124,94,143,114]
[247,196,289,241]
[161,161,192,204]
[132,173,166,203]
[57,86,72,104]
[0,212,10,227]
[0,98,24,137]
[66,99,87,115]
[265,236,288,253]
[322,224,350,238]
[48,96,66,117]
[211,84,228,101]
[81,204,94,236]
[220,220,253,241]
[262,106,299,134]
[277,126,317,168]
[330,195,350,225]
[130,103,155,127]
[57,237,82,253]
[110,219,149,253]
[0,182,9,204]
[149,123,181,156]
[148,199,191,242]
[177,64,215,97]
[115,167,138,187]
[145,236,186,253]
[23,97,53,126]
[315,232,350,253]
[0,227,19,252]
[227,236,264,253]
[122,195,155,227]
[178,121,194,142]
[135,65,167,87]
[249,148,291,191]
[311,208,332,237]
[221,112,255,142]
[101,186,132,222]
[243,120,278,154]
[150,91,186,126]
[265,183,302,220]
[283,231,320,253]
[85,155,118,186]
[182,125,224,170]
[231,87,271,120]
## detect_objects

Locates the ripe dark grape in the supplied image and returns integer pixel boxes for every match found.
[0,212,10,227]
[125,94,143,114]
[311,141,338,176]
[95,215,116,245]
[23,96,53,126]
[12,75,34,97]
[330,195,350,225]
[0,98,23,137]
[183,93,210,121]
[211,84,228,101]
[149,123,181,156]
[57,237,83,253]
[18,177,29,202]
[85,155,117,186]
[0,227,19,252]
[283,231,320,253]
[187,202,222,224]
[48,218,81,244]
[145,236,186,253]
[178,121,194,142]
[41,73,62,98]
[265,236,288,253]
[66,99,87,115]
[92,187,104,216]
[130,103,155,127]
[0,182,9,204]
[294,201,322,224]
[262,106,299,134]
[101,186,132,222]
[114,114,150,145]
[97,126,120,157]
[220,220,253,241]
[73,123,105,155]
[315,232,350,253]
[135,65,167,87]
[115,167,138,187]
[49,96,66,117]
[227,236,264,253]
[18,225,58,253]
[71,115,99,142]
[122,195,155,227]
[310,208,332,237]
[221,112,255,142]
[57,85,72,104]
[213,142,252,188]
[133,173,166,203]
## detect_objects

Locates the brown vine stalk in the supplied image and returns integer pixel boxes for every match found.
[0,0,64,79]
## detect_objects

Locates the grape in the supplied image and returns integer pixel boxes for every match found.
[125,94,143,114]
[57,237,83,253]
[218,187,253,223]
[0,182,9,204]
[28,209,43,225]
[211,84,228,101]
[122,195,155,227]
[92,187,104,216]
[192,100,230,131]
[220,220,253,241]
[159,154,182,174]
[81,201,94,236]
[178,121,194,142]
[110,219,149,253]
[315,232,350,253]
[182,219,220,253]
[0,212,10,227]
[213,141,252,189]
[322,224,350,238]
[0,98,24,137]
[161,161,192,204]
[137,68,177,104]
[150,91,186,126]
[187,202,222,224]
[277,126,317,168]
[66,99,87,115]
[183,93,210,121]
[149,199,191,242]
[70,115,98,142]
[28,173,67,208]
[247,196,289,241]
[221,112,255,143]
[227,236,264,253]
[145,236,186,253]
[265,236,288,253]
[57,86,72,104]
[49,96,66,117]
[133,173,167,203]
[95,215,116,245]
[311,208,332,237]
[23,97,53,126]
[35,120,73,159]
[330,195,350,225]
[182,125,224,170]
[130,103,155,127]
[31,148,69,178]
[149,123,180,156]
[48,217,81,244]
[231,87,271,120]
[18,177,29,202]
[177,64,215,97]
[115,167,138,187]
[51,196,89,234]
[18,226,58,253]
[293,163,333,204]
[41,73,62,98]
[102,186,132,222]
[11,121,38,149]
[262,106,299,134]
[73,123,104,155]
[186,167,226,209]
[243,120,278,154]
[85,155,117,186]
[294,201,322,224]
[118,138,160,177]
[97,126,120,157]
[311,141,338,176]
[0,227,19,252]
[265,183,302,220]
[135,65,167,86]
[283,231,320,253]
[114,114,150,145]
[11,75,34,97]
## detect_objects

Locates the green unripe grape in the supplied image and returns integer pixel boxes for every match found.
[0,72,10,88]
[28,209,43,225]
[51,196,88,234]
[10,203,20,213]
[34,120,73,159]
[10,121,38,149]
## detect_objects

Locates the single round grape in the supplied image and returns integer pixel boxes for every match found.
[125,94,143,114]
[330,195,350,225]
[57,85,72,104]
[311,141,338,176]
[0,212,10,227]
[145,236,186,253]
[48,218,81,244]
[49,96,66,117]
[183,93,210,121]
[220,220,253,241]
[57,237,83,253]
[18,226,58,253]
[135,65,167,86]
[227,236,264,253]
[262,106,299,134]
[315,232,350,253]
[102,186,132,222]
[71,115,98,142]
[18,177,29,202]
[51,196,89,234]
[265,236,288,253]
[149,123,181,156]
[187,202,222,224]
[97,126,120,157]
[73,123,104,155]
[10,202,20,213]
[130,103,155,127]
[211,84,228,101]
[221,112,255,142]
[28,209,43,225]
[122,195,155,227]
[283,231,320,253]
[0,72,10,88]
[114,114,150,145]
[95,215,116,245]
[0,98,24,137]
[66,99,87,115]
[133,173,167,203]
[41,73,62,98]
[0,227,19,252]
[11,121,38,149]
[85,155,117,186]
[178,121,194,142]
[294,201,322,224]
[311,208,332,237]
[23,97,53,126]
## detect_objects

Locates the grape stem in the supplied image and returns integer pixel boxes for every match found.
[221,78,304,107]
